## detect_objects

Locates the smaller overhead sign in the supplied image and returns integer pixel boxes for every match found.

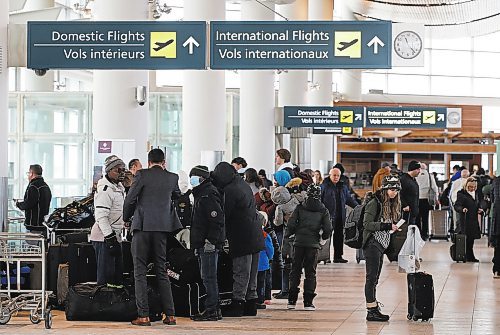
[284,106,364,128]
[365,107,447,128]
[313,127,354,135]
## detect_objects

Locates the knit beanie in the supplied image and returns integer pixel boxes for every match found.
[274,170,292,186]
[189,165,210,179]
[306,184,321,200]
[104,155,125,173]
[381,175,402,190]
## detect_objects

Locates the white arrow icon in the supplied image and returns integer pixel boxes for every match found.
[437,114,444,122]
[182,36,199,55]
[355,114,362,121]
[367,36,385,54]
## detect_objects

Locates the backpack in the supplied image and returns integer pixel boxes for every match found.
[439,182,452,207]
[344,192,377,249]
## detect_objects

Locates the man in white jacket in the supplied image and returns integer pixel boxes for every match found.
[415,163,439,240]
[90,155,126,286]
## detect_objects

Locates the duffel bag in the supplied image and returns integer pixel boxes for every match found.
[65,283,137,321]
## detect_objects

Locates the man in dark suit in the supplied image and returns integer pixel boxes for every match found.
[123,149,182,327]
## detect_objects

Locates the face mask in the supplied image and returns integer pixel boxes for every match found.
[190,176,201,187]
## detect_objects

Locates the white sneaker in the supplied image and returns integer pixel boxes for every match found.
[304,303,316,311]
[494,272,500,279]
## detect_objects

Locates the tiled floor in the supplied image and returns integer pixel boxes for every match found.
[1,237,499,334]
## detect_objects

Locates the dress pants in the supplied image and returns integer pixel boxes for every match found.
[131,230,175,317]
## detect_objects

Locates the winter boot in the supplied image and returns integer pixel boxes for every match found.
[221,300,244,317]
[287,288,299,310]
[366,302,389,322]
[243,299,258,316]
[303,292,317,311]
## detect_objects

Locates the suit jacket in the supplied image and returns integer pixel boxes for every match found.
[123,165,182,233]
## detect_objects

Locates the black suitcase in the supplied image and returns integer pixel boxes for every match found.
[47,243,70,294]
[166,247,201,285]
[68,242,97,286]
[171,282,205,317]
[65,283,137,321]
[450,234,467,263]
[407,272,434,321]
[317,237,331,264]
[217,249,233,295]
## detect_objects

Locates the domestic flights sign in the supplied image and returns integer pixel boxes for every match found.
[210,21,391,69]
[365,107,447,128]
[284,106,364,128]
[27,21,206,69]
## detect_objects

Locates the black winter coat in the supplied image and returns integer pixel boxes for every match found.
[190,181,225,249]
[400,173,420,219]
[17,176,52,231]
[491,178,500,246]
[212,162,265,258]
[454,189,482,240]
[320,177,358,224]
[286,198,332,249]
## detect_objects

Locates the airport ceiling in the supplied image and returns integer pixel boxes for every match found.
[343,0,500,38]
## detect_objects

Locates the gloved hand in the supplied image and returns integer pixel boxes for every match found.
[104,233,120,257]
[203,239,216,253]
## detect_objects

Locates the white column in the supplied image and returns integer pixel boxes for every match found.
[92,0,149,164]
[23,0,55,91]
[0,2,8,231]
[277,0,308,166]
[239,1,275,173]
[182,0,226,171]
[308,0,333,172]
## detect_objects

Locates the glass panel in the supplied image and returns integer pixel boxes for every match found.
[431,36,472,51]
[8,95,17,133]
[473,52,500,78]
[158,93,182,135]
[430,50,471,76]
[388,74,429,95]
[472,78,500,98]
[23,94,88,133]
[482,106,500,132]
[430,76,472,96]
[474,31,500,52]
[158,138,182,173]
[389,50,431,75]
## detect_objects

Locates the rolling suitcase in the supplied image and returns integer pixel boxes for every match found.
[450,234,466,263]
[356,248,365,264]
[170,282,205,317]
[317,237,331,264]
[47,243,70,294]
[428,208,449,240]
[407,272,434,321]
[68,242,97,286]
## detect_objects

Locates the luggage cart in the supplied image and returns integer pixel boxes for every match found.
[0,233,52,329]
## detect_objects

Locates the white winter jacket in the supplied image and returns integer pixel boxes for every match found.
[90,176,125,242]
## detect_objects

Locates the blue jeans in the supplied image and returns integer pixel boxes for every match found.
[257,269,272,303]
[197,248,219,312]
[92,241,123,286]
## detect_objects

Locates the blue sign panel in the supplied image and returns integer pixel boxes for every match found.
[210,21,391,69]
[28,21,206,70]
[365,107,447,128]
[284,106,364,128]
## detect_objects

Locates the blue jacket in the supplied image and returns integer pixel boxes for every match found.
[320,177,358,224]
[258,233,274,271]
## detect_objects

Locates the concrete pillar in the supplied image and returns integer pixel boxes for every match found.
[277,0,309,168]
[239,1,275,174]
[182,0,226,171]
[308,0,334,172]
[0,1,8,231]
[23,0,55,91]
[92,0,149,164]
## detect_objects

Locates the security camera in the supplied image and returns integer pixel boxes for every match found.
[135,85,147,106]
[34,69,48,76]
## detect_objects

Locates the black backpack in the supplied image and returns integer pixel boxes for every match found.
[439,182,452,207]
[344,192,377,249]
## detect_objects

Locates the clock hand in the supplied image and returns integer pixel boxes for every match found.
[404,37,416,54]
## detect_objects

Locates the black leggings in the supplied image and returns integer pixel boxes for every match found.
[364,240,384,303]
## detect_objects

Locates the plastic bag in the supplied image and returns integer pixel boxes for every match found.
[398,225,425,273]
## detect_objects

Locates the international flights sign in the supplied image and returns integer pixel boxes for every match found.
[365,107,447,128]
[27,21,206,70]
[210,21,391,69]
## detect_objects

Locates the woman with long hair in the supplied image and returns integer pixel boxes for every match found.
[313,170,323,186]
[244,168,264,195]
[362,175,401,321]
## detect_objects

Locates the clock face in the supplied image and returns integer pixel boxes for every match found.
[448,111,460,124]
[394,31,423,59]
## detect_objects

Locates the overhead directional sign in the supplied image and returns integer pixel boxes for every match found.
[284,106,364,128]
[365,107,447,128]
[27,21,206,70]
[210,21,391,69]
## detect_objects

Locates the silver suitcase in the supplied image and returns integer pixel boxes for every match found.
[428,209,449,240]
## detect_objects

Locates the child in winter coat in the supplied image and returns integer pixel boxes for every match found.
[256,211,274,309]
[285,184,332,311]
